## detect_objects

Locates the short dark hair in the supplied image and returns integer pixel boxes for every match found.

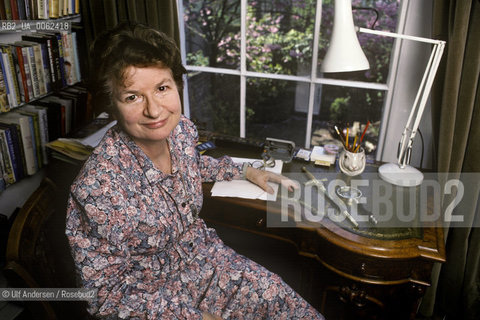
[88,22,186,114]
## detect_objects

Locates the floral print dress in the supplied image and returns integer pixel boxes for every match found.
[66,116,323,319]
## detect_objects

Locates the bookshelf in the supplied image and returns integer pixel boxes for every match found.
[0,2,88,219]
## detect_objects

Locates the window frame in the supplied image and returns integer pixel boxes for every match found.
[177,0,410,158]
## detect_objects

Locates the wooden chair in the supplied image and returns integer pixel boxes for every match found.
[3,178,90,320]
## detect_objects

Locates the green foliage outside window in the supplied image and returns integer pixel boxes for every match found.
[183,0,399,139]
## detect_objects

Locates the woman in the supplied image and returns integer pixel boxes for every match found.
[66,22,323,320]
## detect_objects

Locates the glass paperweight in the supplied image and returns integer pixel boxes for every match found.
[336,186,362,203]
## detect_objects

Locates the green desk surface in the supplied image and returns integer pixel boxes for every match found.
[202,136,424,241]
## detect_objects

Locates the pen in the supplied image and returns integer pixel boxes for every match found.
[334,125,347,148]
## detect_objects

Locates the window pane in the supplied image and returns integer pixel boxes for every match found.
[246,0,316,76]
[311,85,385,159]
[187,72,240,136]
[182,0,401,156]
[183,0,241,69]
[318,0,400,83]
[246,78,308,146]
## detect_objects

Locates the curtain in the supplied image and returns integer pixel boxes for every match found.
[420,1,480,319]
[79,0,180,78]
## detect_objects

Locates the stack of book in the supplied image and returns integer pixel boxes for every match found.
[0,30,82,112]
[0,0,80,20]
[0,84,89,191]
[46,115,116,164]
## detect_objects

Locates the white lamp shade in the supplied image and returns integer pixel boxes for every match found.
[321,0,370,73]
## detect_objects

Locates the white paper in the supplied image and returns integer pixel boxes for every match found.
[210,157,283,201]
[310,146,336,164]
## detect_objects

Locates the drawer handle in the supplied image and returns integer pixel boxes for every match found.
[360,262,367,274]
[256,218,265,227]
[358,262,384,279]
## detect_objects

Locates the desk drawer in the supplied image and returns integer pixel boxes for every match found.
[315,237,414,283]
[201,196,268,231]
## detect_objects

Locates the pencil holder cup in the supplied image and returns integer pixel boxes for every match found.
[339,147,366,176]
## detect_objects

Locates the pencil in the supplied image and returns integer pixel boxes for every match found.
[352,134,358,152]
[346,127,349,150]
[354,121,370,153]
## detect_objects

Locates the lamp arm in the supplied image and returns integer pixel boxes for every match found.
[397,42,445,167]
[357,27,443,44]
[398,42,445,167]
[358,28,446,168]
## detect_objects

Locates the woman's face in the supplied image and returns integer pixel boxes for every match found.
[113,65,182,149]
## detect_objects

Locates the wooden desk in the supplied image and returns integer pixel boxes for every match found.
[200,138,445,320]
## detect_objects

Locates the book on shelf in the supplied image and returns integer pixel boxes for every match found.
[49,0,59,18]
[16,0,27,20]
[37,0,47,19]
[4,121,24,180]
[0,140,8,190]
[0,59,9,112]
[21,104,49,165]
[0,159,5,191]
[0,123,23,182]
[3,0,11,20]
[13,108,43,168]
[0,111,37,175]
[9,0,19,20]
[0,45,21,108]
[71,30,81,80]
[57,0,62,18]
[29,41,47,96]
[60,32,72,85]
[30,0,38,20]
[29,99,62,141]
[21,33,54,93]
[37,36,53,92]
[0,1,6,20]
[12,44,31,103]
[54,32,67,88]
[0,125,16,184]
[9,44,26,105]
[65,0,72,15]
[24,0,31,20]
[60,31,79,85]
[36,32,63,91]
[57,86,86,128]
[0,46,14,107]
[40,94,72,135]
[13,41,41,99]
[0,121,25,180]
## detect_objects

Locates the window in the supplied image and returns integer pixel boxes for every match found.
[178,0,402,159]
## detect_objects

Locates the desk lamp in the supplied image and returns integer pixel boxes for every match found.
[321,0,446,187]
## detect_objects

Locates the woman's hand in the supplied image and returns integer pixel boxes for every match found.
[203,312,223,320]
[245,166,299,194]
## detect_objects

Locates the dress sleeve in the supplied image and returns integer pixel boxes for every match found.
[198,154,243,182]
[65,177,203,320]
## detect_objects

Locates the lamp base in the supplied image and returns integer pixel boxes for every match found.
[378,163,424,187]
